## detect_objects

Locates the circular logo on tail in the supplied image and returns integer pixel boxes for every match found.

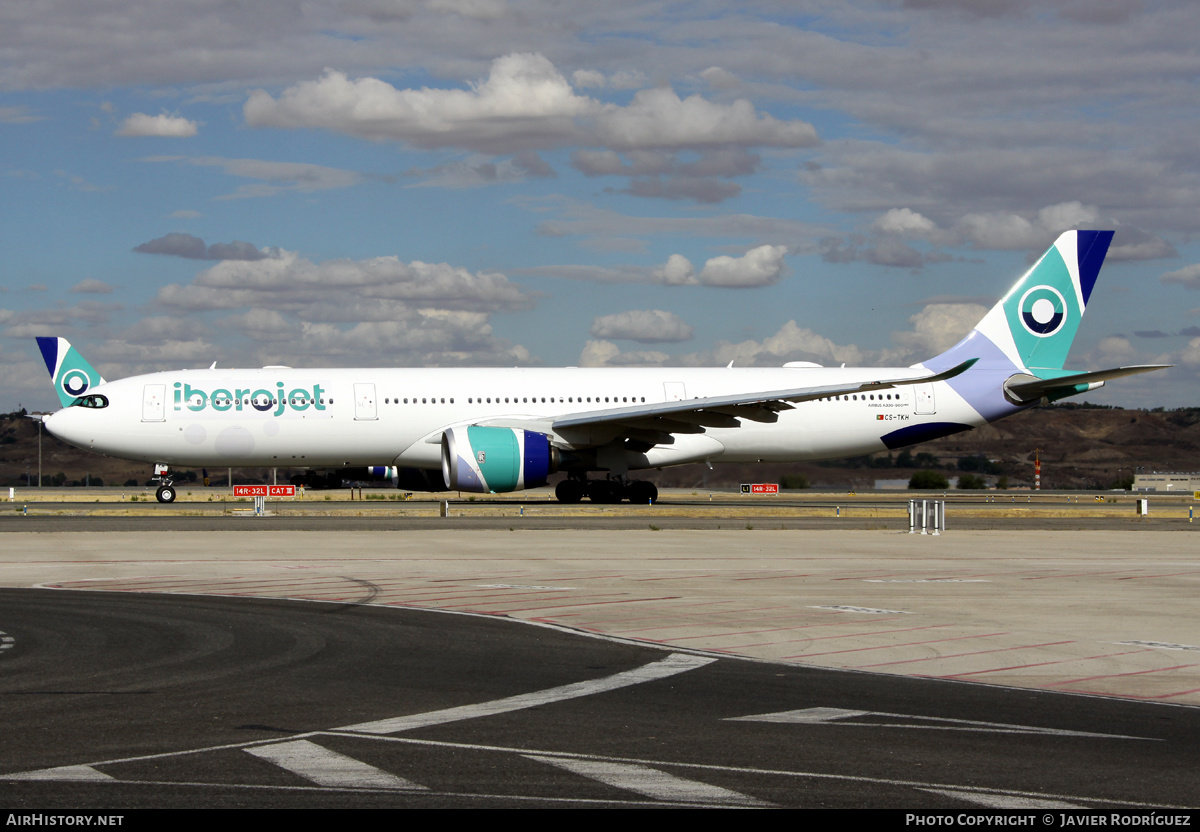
[61,370,91,397]
[1018,285,1067,337]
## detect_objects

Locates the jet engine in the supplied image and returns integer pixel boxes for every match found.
[441,427,558,493]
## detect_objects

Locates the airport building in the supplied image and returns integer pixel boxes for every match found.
[1133,472,1200,492]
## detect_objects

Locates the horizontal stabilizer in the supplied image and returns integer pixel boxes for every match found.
[1004,365,1170,403]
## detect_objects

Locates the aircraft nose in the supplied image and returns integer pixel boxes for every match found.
[42,408,87,446]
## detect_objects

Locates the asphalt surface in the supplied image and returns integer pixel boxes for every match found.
[1,588,1197,809]
[2,512,1194,532]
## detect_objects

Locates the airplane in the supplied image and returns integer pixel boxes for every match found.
[35,229,1167,504]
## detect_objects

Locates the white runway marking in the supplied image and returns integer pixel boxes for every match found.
[4,734,1180,810]
[810,605,912,614]
[525,754,769,806]
[1118,640,1200,652]
[478,584,577,590]
[245,740,426,790]
[339,652,716,734]
[921,787,1082,809]
[3,764,114,781]
[727,707,1154,739]
[864,579,991,583]
[732,706,870,723]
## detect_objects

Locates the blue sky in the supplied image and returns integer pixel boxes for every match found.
[4,0,1200,412]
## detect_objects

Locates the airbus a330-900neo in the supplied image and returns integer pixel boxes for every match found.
[36,230,1166,503]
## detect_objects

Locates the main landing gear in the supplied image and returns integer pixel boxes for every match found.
[151,463,176,503]
[555,477,658,504]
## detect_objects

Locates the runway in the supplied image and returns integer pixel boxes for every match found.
[1,498,1198,808]
[2,589,1197,809]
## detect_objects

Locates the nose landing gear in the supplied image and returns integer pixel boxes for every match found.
[151,463,176,503]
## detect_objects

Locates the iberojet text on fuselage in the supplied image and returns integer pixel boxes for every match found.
[174,381,329,417]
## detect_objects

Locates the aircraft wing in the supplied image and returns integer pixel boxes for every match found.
[545,359,978,441]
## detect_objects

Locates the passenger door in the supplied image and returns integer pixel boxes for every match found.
[142,384,166,422]
[354,383,378,421]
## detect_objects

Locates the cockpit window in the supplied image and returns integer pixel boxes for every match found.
[71,394,109,409]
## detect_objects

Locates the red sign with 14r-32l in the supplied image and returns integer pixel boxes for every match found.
[233,485,296,497]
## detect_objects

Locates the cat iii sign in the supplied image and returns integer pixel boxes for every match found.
[233,485,296,497]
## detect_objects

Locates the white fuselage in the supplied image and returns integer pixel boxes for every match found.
[42,365,991,472]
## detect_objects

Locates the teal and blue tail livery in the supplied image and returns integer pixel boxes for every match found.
[925,229,1167,423]
[36,336,106,408]
[987,229,1111,373]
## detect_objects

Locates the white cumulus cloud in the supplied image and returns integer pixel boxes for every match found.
[888,303,989,361]
[653,254,696,285]
[245,53,594,153]
[696,244,789,287]
[1162,264,1200,291]
[115,112,198,137]
[874,208,937,236]
[589,309,694,343]
[244,52,817,157]
[956,201,1100,250]
[596,87,817,151]
[579,339,670,367]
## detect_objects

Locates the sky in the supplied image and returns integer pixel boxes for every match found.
[3,0,1200,413]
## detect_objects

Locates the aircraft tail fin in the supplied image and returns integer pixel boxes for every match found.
[919,230,1147,419]
[36,337,106,408]
[948,230,1113,374]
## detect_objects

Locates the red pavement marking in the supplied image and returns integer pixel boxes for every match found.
[853,640,1073,668]
[1115,571,1200,580]
[1021,569,1145,580]
[802,623,958,642]
[667,625,838,641]
[632,573,723,582]
[1048,663,1199,687]
[936,649,1148,678]
[726,625,963,651]
[472,596,683,614]
[1095,686,1200,701]
[605,608,840,635]
[787,631,1009,659]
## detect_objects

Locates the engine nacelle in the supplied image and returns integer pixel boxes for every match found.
[441,427,558,493]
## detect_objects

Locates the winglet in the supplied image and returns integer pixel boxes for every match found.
[918,358,977,384]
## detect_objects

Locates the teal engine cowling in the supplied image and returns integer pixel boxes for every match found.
[441,427,559,493]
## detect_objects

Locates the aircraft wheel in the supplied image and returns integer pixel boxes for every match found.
[587,480,624,503]
[628,481,658,504]
[156,485,176,504]
[555,479,584,503]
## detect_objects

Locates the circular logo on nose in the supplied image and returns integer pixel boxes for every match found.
[1019,285,1067,337]
[61,370,91,397]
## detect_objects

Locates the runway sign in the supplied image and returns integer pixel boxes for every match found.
[233,485,297,497]
[741,483,779,495]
